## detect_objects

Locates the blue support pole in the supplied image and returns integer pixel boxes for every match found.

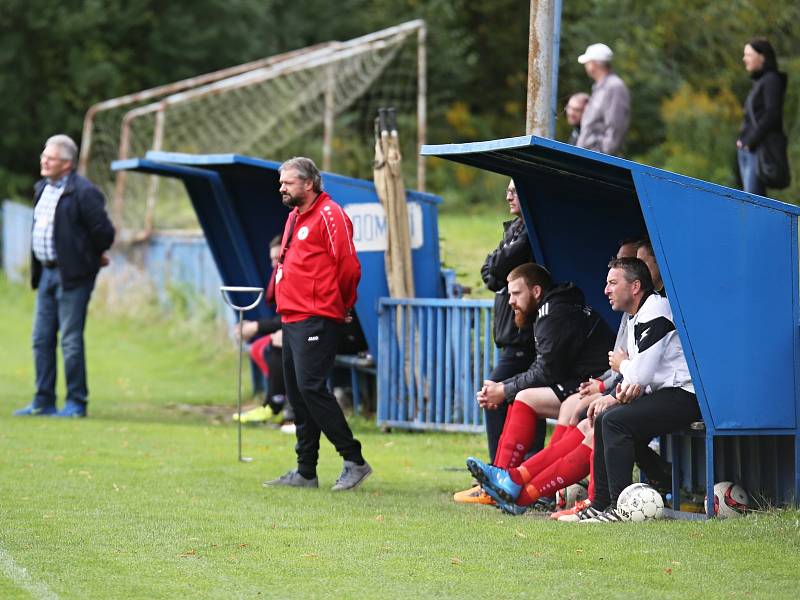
[549,0,563,138]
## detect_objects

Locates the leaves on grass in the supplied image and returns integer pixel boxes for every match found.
[302,553,319,559]
[179,549,197,557]
[450,557,463,565]
[664,568,673,575]
[515,529,526,538]
[575,548,584,554]
[375,514,385,522]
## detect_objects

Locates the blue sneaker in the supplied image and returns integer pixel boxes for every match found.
[465,457,521,504]
[495,497,528,516]
[54,400,87,418]
[13,403,57,416]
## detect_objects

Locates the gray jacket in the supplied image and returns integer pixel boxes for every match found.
[576,72,630,156]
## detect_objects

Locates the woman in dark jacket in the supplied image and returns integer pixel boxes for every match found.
[736,38,788,196]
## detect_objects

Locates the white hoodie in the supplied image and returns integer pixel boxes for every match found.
[619,292,694,394]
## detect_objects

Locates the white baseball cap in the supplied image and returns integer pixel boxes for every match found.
[578,43,614,64]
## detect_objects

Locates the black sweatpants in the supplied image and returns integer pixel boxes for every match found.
[485,345,545,464]
[263,345,285,411]
[592,387,700,509]
[282,317,363,478]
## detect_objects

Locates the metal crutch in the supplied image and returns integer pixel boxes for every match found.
[220,286,264,463]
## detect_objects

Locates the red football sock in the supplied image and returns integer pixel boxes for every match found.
[516,443,592,506]
[588,449,595,502]
[549,424,569,446]
[509,426,585,484]
[493,402,538,470]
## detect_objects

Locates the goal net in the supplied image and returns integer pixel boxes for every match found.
[80,20,425,237]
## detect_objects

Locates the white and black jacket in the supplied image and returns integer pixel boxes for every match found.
[619,291,693,394]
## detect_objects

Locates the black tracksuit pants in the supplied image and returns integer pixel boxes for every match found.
[261,345,285,411]
[592,387,700,509]
[282,317,363,478]
[485,345,545,464]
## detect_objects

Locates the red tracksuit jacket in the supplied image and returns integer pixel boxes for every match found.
[275,191,361,323]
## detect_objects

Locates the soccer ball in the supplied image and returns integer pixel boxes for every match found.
[617,483,664,522]
[555,481,589,510]
[704,481,750,518]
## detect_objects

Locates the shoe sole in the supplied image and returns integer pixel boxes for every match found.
[262,480,318,488]
[331,467,372,491]
[465,459,517,504]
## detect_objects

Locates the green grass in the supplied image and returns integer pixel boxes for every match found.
[439,207,508,298]
[1,275,799,599]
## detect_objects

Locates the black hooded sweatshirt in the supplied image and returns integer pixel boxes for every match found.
[502,282,614,402]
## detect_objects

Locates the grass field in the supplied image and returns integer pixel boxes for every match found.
[438,206,509,298]
[1,275,799,599]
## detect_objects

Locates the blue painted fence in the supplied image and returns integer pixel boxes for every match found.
[2,201,33,282]
[377,297,497,432]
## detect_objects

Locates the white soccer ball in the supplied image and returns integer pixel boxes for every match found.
[617,483,664,522]
[555,481,589,510]
[704,481,750,518]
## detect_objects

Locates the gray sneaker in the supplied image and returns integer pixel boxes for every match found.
[331,460,372,491]
[262,469,318,488]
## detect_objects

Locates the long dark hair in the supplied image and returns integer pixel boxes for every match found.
[747,38,778,72]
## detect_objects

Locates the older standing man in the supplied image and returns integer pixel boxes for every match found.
[14,134,115,418]
[263,156,372,491]
[565,92,590,145]
[576,43,631,156]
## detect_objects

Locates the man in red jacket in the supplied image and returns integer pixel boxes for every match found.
[263,156,372,491]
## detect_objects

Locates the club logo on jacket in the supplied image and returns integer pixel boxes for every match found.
[297,226,309,240]
[307,335,319,342]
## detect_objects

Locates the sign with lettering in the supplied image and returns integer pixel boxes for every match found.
[344,202,424,252]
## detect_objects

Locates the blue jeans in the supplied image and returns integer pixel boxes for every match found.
[32,267,94,408]
[738,147,766,196]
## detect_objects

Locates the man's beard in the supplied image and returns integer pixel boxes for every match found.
[281,193,301,208]
[514,310,528,329]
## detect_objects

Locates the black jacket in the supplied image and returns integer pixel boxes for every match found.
[502,283,614,401]
[740,69,787,150]
[480,218,533,349]
[31,172,115,290]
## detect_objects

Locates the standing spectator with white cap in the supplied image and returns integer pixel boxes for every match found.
[576,43,631,156]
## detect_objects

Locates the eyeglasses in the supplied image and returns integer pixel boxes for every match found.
[40,153,66,162]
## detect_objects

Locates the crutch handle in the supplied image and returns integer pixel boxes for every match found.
[220,286,264,312]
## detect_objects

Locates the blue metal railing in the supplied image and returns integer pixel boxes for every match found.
[378,297,497,432]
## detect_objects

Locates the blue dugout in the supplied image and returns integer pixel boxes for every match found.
[111,152,444,359]
[423,135,800,509]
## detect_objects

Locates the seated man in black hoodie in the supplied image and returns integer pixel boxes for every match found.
[475,263,613,472]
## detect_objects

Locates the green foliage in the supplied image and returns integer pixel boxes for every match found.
[2,0,800,205]
[638,84,742,186]
[0,0,282,198]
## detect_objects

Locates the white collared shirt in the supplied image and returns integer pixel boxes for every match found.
[32,175,68,262]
